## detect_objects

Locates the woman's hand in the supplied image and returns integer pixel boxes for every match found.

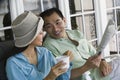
[44,61,68,80]
[99,60,112,77]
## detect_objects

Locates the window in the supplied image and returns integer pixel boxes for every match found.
[106,0,120,53]
[23,0,57,13]
[68,0,120,55]
[0,0,13,42]
[69,0,97,48]
[0,0,58,42]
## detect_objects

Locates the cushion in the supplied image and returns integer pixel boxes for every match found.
[0,40,23,80]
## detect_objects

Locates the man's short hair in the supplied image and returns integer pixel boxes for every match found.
[40,8,64,19]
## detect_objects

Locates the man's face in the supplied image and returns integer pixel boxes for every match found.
[43,12,66,39]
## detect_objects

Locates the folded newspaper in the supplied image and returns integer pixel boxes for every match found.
[96,19,117,55]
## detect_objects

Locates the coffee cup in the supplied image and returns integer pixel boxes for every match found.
[56,56,70,69]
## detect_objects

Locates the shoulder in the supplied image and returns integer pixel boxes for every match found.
[43,35,59,47]
[36,46,50,52]
[67,29,84,36]
[66,29,84,40]
[6,52,22,63]
[66,29,81,33]
[44,35,56,42]
[6,54,20,68]
[36,46,53,56]
[6,52,29,68]
[36,47,55,62]
[6,53,20,63]
[6,56,15,65]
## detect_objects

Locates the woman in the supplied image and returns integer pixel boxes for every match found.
[6,11,72,80]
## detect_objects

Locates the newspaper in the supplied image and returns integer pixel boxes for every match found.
[96,19,117,54]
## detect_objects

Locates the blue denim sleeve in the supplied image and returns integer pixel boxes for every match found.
[56,62,72,80]
[6,59,28,80]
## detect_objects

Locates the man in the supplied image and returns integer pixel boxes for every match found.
[40,8,120,80]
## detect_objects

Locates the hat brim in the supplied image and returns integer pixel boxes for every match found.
[15,17,44,47]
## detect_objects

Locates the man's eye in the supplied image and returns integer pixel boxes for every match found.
[45,25,51,28]
[56,21,61,25]
[56,22,59,24]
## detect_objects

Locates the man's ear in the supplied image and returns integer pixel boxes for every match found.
[63,17,67,24]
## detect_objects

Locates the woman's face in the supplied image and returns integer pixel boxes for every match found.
[31,31,44,46]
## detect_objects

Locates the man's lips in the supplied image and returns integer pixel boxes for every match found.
[54,30,62,36]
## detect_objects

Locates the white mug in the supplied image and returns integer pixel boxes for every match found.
[56,56,70,69]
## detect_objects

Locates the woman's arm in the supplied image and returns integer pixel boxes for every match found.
[6,60,27,80]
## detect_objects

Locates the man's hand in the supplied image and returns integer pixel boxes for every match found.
[99,60,112,77]
[84,54,102,69]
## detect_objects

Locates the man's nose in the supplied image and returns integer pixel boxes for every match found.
[53,24,58,31]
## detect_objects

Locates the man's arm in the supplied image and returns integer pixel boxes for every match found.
[70,64,90,79]
[70,54,102,79]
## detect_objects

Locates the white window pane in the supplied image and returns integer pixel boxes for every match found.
[71,16,83,32]
[83,0,94,11]
[43,0,56,10]
[69,0,82,14]
[118,33,120,51]
[117,9,120,26]
[109,35,117,52]
[23,0,57,13]
[115,0,120,6]
[85,14,96,40]
[106,0,113,8]
[107,10,114,20]
[91,41,98,48]
[23,0,41,12]
[0,0,13,41]
[69,0,94,13]
[106,0,120,8]
[0,0,8,14]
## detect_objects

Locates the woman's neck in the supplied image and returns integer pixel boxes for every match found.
[22,46,38,65]
[23,46,35,55]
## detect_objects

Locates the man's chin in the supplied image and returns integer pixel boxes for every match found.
[52,36,62,39]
